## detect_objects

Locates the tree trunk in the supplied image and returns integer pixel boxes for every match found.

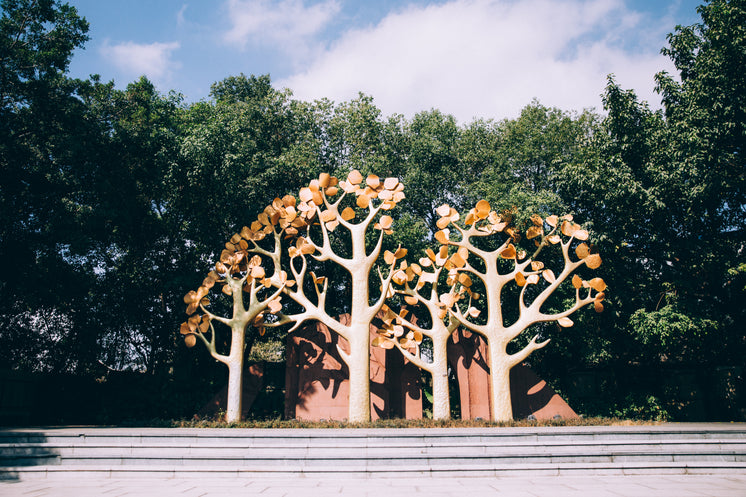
[347,330,371,423]
[224,326,246,423]
[431,338,451,420]
[489,343,513,422]
[225,359,243,423]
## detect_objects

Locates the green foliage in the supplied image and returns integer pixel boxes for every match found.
[629,304,719,361]
[612,394,671,422]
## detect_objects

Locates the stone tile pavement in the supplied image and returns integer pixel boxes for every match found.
[1,475,745,497]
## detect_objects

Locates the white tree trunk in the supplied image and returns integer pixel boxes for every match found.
[224,326,246,423]
[431,338,450,420]
[347,329,371,423]
[489,342,513,422]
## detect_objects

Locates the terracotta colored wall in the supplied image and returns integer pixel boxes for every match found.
[284,315,422,421]
[448,328,578,420]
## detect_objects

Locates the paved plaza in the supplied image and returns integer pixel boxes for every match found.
[2,474,746,497]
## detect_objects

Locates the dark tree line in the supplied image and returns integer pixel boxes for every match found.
[1,0,743,420]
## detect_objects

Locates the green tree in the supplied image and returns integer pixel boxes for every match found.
[0,0,97,372]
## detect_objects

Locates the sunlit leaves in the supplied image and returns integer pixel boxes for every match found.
[585,253,602,269]
[558,317,574,327]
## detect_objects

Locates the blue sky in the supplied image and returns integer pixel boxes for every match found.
[66,0,703,123]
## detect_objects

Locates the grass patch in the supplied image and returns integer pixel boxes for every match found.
[155,417,659,429]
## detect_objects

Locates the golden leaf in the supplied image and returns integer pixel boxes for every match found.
[585,254,602,269]
[384,177,399,190]
[500,244,516,259]
[356,194,370,209]
[436,204,451,217]
[531,214,543,226]
[320,209,336,222]
[434,229,450,245]
[268,299,282,314]
[531,261,544,271]
[526,274,540,285]
[393,191,406,203]
[546,215,558,227]
[215,262,228,274]
[384,250,396,265]
[404,296,418,306]
[594,301,604,313]
[426,248,437,261]
[458,273,472,287]
[561,220,576,237]
[326,219,339,231]
[557,317,574,327]
[222,285,232,296]
[572,274,583,289]
[392,270,407,285]
[589,277,607,292]
[542,269,556,283]
[283,195,296,207]
[250,266,265,279]
[340,181,358,194]
[367,175,380,188]
[574,229,589,241]
[348,170,363,185]
[547,234,561,244]
[319,172,331,188]
[436,216,451,229]
[394,247,408,259]
[325,186,339,197]
[375,189,391,201]
[419,257,432,268]
[379,215,394,229]
[475,199,491,216]
[341,207,355,221]
[299,187,313,203]
[184,334,197,348]
[526,225,543,239]
[468,307,481,318]
[575,243,590,259]
[515,272,526,287]
[595,292,605,301]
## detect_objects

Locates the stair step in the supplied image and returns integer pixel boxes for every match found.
[2,425,744,477]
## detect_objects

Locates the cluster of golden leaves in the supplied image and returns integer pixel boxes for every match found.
[383,244,480,326]
[514,213,606,325]
[373,305,422,350]
[179,197,305,348]
[296,171,405,234]
[433,201,521,255]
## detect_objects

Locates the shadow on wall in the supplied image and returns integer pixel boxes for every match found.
[0,431,58,482]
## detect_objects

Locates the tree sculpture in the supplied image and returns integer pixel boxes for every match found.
[431,201,606,421]
[375,247,460,420]
[386,201,604,422]
[263,171,406,423]
[180,195,309,422]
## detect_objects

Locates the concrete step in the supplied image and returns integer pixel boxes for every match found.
[6,461,746,479]
[1,425,745,477]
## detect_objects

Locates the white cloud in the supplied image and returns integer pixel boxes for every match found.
[278,0,677,122]
[101,41,181,84]
[223,0,341,52]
